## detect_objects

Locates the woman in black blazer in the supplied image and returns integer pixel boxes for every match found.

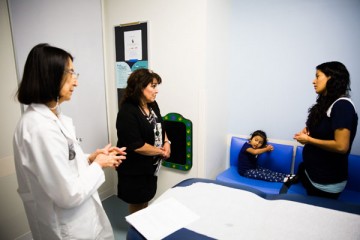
[116,68,171,213]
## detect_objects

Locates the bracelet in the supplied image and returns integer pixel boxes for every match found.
[164,140,171,145]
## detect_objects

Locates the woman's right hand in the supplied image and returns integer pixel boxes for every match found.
[294,127,310,144]
[93,153,125,168]
[301,127,309,135]
[294,127,309,137]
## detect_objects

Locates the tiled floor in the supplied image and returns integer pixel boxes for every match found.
[102,195,130,240]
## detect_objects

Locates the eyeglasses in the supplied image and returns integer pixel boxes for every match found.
[65,69,79,79]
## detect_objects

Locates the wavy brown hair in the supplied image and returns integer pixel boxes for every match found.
[120,68,162,107]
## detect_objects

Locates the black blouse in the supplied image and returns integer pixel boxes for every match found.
[116,100,165,175]
[303,99,358,184]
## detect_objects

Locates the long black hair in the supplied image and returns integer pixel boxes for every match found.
[306,61,351,129]
[17,43,73,105]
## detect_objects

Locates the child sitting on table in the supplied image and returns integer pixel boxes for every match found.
[237,130,294,182]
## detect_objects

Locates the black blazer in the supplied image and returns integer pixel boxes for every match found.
[116,100,165,175]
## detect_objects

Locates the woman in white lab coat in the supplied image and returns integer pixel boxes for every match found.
[13,43,126,240]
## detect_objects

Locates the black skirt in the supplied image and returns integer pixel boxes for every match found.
[117,173,158,204]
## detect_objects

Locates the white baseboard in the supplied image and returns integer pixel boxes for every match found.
[14,232,32,240]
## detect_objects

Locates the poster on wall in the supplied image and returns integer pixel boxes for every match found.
[124,30,142,61]
[114,22,148,109]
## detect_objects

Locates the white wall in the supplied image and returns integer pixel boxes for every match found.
[0,1,29,239]
[228,0,360,155]
[8,0,110,158]
[203,1,231,178]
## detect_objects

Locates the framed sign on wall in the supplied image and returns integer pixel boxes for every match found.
[114,21,148,109]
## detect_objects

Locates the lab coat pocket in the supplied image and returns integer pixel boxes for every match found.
[58,199,102,239]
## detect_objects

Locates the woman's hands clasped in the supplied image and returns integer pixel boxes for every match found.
[89,144,126,168]
[293,127,310,144]
[160,142,171,160]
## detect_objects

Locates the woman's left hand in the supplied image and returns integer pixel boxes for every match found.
[161,142,171,159]
[109,146,127,156]
[88,144,126,163]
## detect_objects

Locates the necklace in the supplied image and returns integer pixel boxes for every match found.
[138,105,151,118]
[139,105,159,137]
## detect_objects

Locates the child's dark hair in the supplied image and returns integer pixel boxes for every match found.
[249,130,268,148]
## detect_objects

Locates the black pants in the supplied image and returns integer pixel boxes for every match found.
[297,163,341,200]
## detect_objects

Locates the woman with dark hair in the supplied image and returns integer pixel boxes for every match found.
[13,43,126,239]
[294,61,358,199]
[116,68,171,214]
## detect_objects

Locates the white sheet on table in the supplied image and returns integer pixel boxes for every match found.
[153,182,360,240]
[125,197,200,240]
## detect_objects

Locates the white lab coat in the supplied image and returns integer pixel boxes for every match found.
[13,104,114,240]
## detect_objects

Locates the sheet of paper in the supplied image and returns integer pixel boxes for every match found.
[125,197,200,240]
[115,61,131,88]
[153,182,360,240]
[124,30,142,61]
